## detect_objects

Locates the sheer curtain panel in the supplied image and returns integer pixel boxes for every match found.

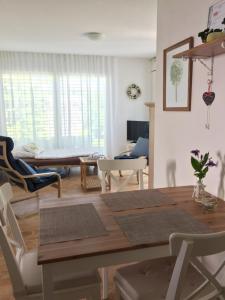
[0,52,116,155]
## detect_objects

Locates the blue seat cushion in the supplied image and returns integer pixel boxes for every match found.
[29,175,58,192]
[130,137,149,157]
[16,161,59,192]
[114,154,139,160]
[16,159,41,183]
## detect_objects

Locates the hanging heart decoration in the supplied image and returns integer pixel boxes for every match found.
[202,91,215,106]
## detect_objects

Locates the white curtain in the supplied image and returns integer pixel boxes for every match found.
[0,51,117,156]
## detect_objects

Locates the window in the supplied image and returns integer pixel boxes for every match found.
[1,72,106,152]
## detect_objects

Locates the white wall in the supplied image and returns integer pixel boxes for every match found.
[155,0,225,200]
[113,57,152,154]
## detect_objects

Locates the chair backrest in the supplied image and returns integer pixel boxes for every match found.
[0,136,29,192]
[98,158,147,192]
[166,231,225,300]
[0,224,26,296]
[0,183,26,257]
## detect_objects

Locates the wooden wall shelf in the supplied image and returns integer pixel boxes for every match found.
[173,36,225,59]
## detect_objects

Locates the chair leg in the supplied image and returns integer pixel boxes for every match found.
[119,170,123,177]
[12,192,39,203]
[139,170,144,190]
[102,267,109,299]
[107,174,111,191]
[58,178,62,198]
[101,171,107,193]
[116,287,124,300]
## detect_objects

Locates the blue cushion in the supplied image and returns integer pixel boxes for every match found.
[29,175,58,192]
[16,159,41,183]
[130,137,149,157]
[114,154,139,160]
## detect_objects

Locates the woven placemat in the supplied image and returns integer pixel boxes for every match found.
[40,203,108,245]
[101,189,175,212]
[115,208,211,245]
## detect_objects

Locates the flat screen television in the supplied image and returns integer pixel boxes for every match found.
[127,120,149,142]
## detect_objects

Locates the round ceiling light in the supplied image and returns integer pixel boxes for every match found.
[83,32,105,41]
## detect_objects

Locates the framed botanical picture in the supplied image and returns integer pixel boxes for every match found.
[163,37,193,111]
[208,0,225,29]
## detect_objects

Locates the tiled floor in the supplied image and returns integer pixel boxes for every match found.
[0,167,148,300]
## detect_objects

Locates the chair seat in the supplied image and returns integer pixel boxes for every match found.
[115,257,209,300]
[20,250,101,295]
[28,175,58,192]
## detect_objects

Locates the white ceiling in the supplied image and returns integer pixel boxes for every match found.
[0,0,157,58]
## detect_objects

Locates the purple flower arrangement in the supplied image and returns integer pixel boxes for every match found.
[191,149,217,181]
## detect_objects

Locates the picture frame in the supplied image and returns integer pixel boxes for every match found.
[163,37,193,111]
[208,0,225,29]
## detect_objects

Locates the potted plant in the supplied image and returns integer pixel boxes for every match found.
[207,28,224,42]
[198,18,225,43]
[191,149,217,203]
[198,28,210,43]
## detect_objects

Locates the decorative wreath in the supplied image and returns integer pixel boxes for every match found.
[127,84,141,100]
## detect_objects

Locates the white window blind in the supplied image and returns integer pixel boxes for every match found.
[59,75,106,150]
[0,52,115,155]
[2,73,55,145]
[1,72,106,152]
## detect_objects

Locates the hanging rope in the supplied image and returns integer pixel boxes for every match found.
[202,57,215,130]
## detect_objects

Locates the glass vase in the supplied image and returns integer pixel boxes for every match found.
[192,180,206,203]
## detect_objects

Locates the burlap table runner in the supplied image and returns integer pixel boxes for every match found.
[40,203,108,245]
[101,189,175,212]
[115,208,210,245]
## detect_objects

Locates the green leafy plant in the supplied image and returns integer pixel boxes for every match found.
[198,18,225,43]
[198,28,223,42]
[191,150,217,181]
[198,28,210,43]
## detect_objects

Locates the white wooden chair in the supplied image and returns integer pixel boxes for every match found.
[98,158,147,299]
[0,183,101,300]
[115,231,225,300]
[0,183,27,255]
[97,158,147,192]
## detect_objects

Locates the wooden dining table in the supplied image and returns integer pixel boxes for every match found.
[38,186,225,299]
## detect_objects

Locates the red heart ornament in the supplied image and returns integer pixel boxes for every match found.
[202,92,215,106]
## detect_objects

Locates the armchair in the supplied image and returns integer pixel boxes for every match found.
[0,136,62,199]
[114,137,149,178]
[115,137,149,160]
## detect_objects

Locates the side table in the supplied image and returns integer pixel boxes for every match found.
[79,157,101,191]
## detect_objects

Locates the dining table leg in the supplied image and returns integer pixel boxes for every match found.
[102,267,109,299]
[42,264,54,299]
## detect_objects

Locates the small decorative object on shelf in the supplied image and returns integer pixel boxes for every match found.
[198,28,210,43]
[191,149,217,203]
[127,84,141,100]
[208,1,225,30]
[207,30,225,42]
[198,18,225,43]
[198,28,225,43]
